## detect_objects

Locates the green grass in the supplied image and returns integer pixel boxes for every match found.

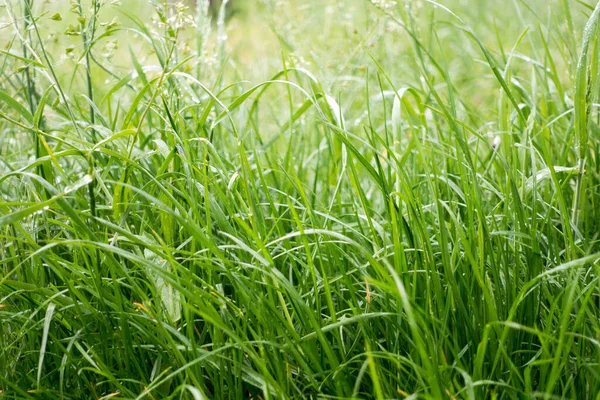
[1,0,600,398]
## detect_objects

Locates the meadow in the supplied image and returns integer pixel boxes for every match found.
[1,0,600,398]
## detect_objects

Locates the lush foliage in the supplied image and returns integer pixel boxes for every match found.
[1,0,600,398]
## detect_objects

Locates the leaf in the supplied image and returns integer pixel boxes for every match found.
[34,85,57,184]
[33,85,54,129]
[92,128,136,151]
[63,174,93,194]
[121,81,154,128]
[574,1,600,160]
[113,167,132,220]
[0,198,54,227]
[392,93,402,139]
[0,89,34,123]
[144,248,180,321]
[183,386,208,400]
[325,95,345,128]
[0,49,45,68]
[0,175,93,227]
[129,46,148,86]
[37,303,56,388]
[159,190,174,246]
[525,166,580,190]
[153,139,170,158]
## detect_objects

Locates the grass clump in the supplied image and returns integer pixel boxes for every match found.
[1,0,600,398]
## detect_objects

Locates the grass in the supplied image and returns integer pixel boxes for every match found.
[1,0,600,398]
